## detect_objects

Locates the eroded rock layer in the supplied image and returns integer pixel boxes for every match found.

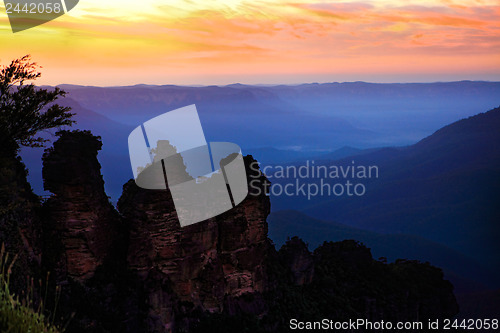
[42,130,122,283]
[117,155,272,331]
[0,130,459,333]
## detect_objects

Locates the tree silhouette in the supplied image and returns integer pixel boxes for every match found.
[0,55,74,154]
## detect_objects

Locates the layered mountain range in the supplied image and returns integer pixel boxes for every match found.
[271,106,500,289]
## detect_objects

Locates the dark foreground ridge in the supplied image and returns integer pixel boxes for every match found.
[0,130,458,332]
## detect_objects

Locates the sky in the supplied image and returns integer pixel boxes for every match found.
[1,0,499,85]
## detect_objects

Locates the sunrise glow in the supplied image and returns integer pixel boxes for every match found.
[1,0,499,85]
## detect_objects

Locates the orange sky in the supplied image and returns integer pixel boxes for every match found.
[1,0,499,85]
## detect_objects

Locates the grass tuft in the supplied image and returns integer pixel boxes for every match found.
[0,244,62,333]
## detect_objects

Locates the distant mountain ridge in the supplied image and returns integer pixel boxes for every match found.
[57,81,500,148]
[268,106,500,284]
[55,83,383,153]
[268,210,496,291]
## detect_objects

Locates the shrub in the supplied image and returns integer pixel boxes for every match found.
[0,244,62,333]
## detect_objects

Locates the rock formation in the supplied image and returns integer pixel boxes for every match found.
[277,237,314,285]
[0,130,459,332]
[42,130,123,283]
[117,154,272,331]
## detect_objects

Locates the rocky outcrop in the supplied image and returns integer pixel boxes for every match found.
[0,130,459,332]
[255,239,459,332]
[312,240,459,322]
[277,236,314,285]
[42,130,123,283]
[117,155,272,331]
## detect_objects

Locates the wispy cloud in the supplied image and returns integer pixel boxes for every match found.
[1,0,498,84]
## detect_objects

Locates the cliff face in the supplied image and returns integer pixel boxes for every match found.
[0,151,42,292]
[117,155,272,331]
[311,241,459,322]
[277,237,314,285]
[256,239,459,332]
[0,130,459,332]
[41,130,123,283]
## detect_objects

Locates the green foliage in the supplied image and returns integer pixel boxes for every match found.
[0,55,74,152]
[0,245,62,333]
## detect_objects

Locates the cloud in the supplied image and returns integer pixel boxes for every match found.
[0,0,498,84]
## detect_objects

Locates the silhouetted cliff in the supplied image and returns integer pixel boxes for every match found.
[0,149,42,292]
[117,153,272,332]
[42,130,124,283]
[0,130,459,332]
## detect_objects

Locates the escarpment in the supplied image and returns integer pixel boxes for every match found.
[0,130,459,332]
[117,154,272,331]
[42,130,123,283]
